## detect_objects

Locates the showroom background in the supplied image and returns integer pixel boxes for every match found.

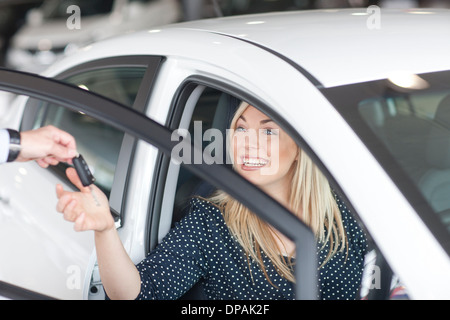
[1,0,449,73]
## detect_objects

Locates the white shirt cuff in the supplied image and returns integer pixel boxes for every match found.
[0,129,10,164]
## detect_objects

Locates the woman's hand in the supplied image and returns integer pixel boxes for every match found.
[56,167,115,232]
[57,168,141,300]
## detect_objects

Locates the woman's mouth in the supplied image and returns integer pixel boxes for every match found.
[241,157,269,170]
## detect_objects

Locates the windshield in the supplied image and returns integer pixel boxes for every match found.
[322,70,450,254]
[41,0,114,19]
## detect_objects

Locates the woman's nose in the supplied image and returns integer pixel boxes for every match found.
[241,129,259,149]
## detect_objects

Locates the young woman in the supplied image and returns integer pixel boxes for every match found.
[56,102,367,300]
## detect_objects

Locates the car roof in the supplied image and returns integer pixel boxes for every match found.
[47,8,450,88]
[165,8,450,87]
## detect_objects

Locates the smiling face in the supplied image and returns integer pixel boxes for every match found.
[231,105,298,198]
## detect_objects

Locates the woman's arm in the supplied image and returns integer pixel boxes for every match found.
[94,227,141,299]
[57,168,210,299]
[56,167,141,299]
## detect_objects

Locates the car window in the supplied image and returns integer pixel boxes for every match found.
[26,67,146,197]
[356,89,450,299]
[358,84,450,241]
[62,68,146,107]
[360,89,450,222]
[320,71,450,300]
[322,71,450,251]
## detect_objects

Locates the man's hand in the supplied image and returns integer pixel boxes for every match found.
[17,125,77,168]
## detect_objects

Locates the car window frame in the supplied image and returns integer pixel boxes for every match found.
[0,68,317,300]
[19,55,163,221]
[148,83,207,246]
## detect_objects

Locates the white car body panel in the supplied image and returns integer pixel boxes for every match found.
[170,9,450,87]
[0,9,449,299]
[0,162,93,299]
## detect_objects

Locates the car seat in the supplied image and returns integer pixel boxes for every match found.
[359,97,432,182]
[172,93,240,225]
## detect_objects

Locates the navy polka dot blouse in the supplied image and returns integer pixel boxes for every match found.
[135,196,367,300]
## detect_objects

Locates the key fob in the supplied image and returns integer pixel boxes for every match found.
[72,154,95,187]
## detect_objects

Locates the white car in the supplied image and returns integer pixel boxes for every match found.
[0,8,449,300]
[5,0,181,73]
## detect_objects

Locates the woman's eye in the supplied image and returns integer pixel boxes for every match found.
[262,128,277,135]
[235,126,246,132]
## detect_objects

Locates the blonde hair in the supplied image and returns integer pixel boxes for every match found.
[208,102,347,284]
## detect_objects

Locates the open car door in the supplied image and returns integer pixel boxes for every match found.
[0,68,317,300]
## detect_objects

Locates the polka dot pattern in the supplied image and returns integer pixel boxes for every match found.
[135,196,367,300]
[317,195,368,299]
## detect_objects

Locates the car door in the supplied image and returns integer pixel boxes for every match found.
[0,56,162,299]
[0,69,317,300]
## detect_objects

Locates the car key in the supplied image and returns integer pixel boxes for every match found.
[72,154,100,206]
[73,154,95,186]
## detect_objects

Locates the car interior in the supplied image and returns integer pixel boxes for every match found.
[358,90,450,232]
[172,88,241,225]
